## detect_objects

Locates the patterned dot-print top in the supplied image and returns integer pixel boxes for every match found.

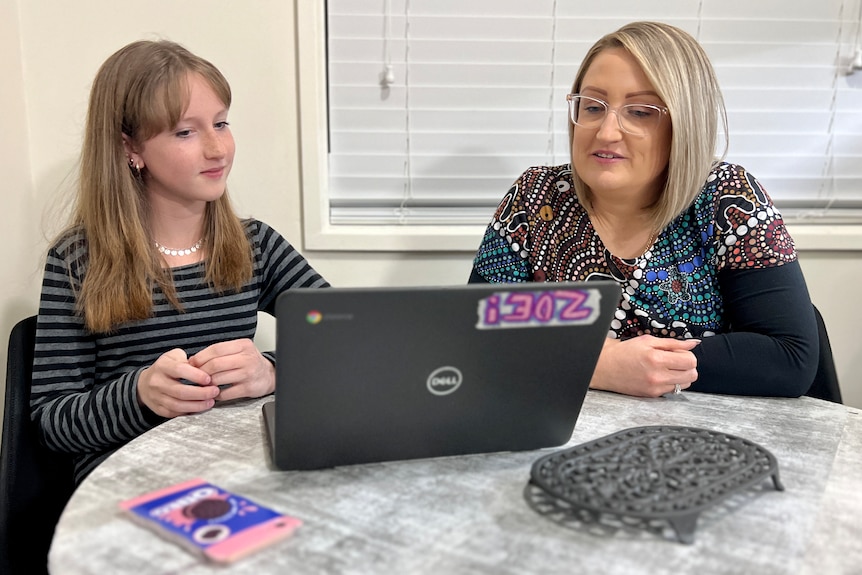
[472,162,797,340]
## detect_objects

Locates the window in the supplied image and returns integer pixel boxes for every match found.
[297,0,862,251]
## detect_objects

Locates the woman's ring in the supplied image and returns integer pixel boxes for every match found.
[673,383,682,395]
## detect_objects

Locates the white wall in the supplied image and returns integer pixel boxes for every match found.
[0,0,39,419]
[2,0,860,420]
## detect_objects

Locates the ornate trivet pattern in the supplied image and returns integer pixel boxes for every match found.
[527,426,784,544]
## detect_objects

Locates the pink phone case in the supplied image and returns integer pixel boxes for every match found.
[119,478,301,563]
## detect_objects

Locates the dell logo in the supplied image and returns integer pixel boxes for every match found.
[426,366,463,396]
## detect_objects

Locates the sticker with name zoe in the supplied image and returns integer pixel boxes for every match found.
[476,289,601,329]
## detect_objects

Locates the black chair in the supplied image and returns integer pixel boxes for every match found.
[806,305,843,404]
[0,315,76,575]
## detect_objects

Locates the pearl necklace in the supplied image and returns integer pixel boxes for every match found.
[155,239,202,257]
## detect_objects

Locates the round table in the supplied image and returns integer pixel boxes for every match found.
[49,390,862,574]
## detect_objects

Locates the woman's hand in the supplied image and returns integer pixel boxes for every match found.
[138,348,220,418]
[188,339,275,401]
[589,335,700,397]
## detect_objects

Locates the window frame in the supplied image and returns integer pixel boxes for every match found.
[296,1,862,252]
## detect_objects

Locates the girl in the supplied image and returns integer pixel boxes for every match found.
[30,40,329,484]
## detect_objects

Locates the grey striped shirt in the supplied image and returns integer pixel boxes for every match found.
[30,219,329,484]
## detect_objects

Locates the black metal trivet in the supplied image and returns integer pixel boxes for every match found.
[526,426,784,544]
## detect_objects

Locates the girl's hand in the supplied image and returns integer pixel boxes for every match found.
[189,339,275,401]
[137,348,220,417]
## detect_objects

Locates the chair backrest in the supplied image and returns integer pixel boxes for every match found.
[0,315,76,575]
[805,305,843,404]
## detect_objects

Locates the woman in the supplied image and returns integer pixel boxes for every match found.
[470,22,817,398]
[30,40,329,484]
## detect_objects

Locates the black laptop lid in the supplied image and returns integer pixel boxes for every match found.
[265,281,618,470]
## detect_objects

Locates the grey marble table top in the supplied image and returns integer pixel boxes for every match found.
[49,390,861,575]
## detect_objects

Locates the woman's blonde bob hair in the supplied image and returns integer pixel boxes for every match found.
[569,21,728,231]
[63,39,252,333]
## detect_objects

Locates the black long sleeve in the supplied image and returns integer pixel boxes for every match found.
[690,260,817,397]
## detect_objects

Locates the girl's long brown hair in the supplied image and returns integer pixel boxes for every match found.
[63,40,252,333]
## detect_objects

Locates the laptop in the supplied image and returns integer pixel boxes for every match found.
[262,280,618,471]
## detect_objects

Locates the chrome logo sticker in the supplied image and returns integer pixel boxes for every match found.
[306,310,323,324]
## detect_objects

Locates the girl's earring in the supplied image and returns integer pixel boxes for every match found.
[128,158,142,178]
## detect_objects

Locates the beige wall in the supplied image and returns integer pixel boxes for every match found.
[1,0,39,418]
[2,0,860,422]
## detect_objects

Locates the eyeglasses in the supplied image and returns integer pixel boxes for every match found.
[566,94,668,137]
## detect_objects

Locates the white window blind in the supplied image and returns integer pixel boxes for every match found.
[324,0,862,227]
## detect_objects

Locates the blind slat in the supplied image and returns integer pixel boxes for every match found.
[326,0,862,225]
